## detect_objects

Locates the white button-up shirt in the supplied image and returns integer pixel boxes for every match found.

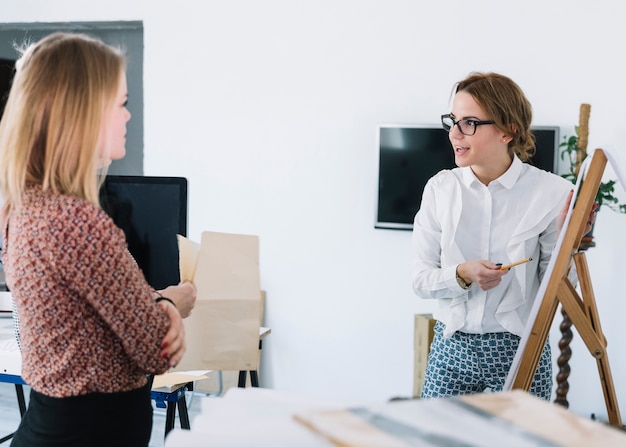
[412,156,572,337]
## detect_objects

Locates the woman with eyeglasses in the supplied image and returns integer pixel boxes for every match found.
[411,72,584,400]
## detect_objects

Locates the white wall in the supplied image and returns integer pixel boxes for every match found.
[4,0,626,421]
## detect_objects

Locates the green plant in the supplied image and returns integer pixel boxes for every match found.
[559,127,626,213]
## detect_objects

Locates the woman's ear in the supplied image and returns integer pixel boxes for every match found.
[502,123,517,144]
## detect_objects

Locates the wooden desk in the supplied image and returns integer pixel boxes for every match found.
[164,388,626,447]
[151,326,271,437]
[298,390,626,447]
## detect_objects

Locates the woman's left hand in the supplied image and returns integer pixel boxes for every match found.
[557,189,599,236]
[585,202,599,235]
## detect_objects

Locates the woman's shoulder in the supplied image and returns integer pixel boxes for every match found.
[25,186,115,236]
[45,190,106,220]
[521,163,572,192]
[430,167,463,181]
[426,167,464,190]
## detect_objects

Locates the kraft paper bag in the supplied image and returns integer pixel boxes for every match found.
[177,234,200,283]
[173,231,261,372]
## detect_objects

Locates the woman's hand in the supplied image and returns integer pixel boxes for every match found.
[158,281,197,318]
[457,260,508,292]
[585,202,599,235]
[557,190,574,234]
[158,300,186,368]
[557,189,599,236]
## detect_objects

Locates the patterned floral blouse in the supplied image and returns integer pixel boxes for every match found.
[2,184,171,397]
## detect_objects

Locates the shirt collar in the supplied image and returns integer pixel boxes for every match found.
[497,156,522,189]
[460,155,522,189]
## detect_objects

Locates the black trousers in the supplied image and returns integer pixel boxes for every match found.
[10,382,153,447]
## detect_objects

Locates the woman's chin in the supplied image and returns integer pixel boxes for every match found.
[454,154,470,167]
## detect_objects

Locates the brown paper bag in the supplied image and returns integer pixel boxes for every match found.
[177,234,200,283]
[173,231,261,372]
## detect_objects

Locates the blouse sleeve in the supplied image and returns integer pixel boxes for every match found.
[59,204,171,374]
[412,175,468,299]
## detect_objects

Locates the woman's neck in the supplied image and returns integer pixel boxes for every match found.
[471,154,514,186]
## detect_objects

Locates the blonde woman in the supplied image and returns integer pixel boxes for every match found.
[0,32,185,446]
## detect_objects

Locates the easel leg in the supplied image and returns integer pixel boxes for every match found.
[573,253,622,427]
[555,308,572,408]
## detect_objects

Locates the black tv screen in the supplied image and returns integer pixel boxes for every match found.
[526,126,560,173]
[375,125,559,230]
[100,175,188,290]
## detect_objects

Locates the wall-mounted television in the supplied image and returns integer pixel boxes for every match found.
[99,176,188,290]
[375,124,560,230]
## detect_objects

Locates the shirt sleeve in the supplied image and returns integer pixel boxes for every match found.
[59,204,171,374]
[537,218,559,282]
[538,204,579,287]
[411,175,469,299]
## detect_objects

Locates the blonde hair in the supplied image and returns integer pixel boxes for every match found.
[456,72,535,162]
[0,32,126,213]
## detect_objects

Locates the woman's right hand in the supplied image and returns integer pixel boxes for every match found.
[457,260,508,291]
[157,300,186,368]
[158,281,197,319]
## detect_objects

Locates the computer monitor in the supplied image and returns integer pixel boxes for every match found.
[100,175,188,290]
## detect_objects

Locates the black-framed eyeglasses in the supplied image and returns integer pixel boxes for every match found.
[441,114,494,136]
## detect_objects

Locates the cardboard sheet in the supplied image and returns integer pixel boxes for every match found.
[174,231,261,372]
[152,371,209,392]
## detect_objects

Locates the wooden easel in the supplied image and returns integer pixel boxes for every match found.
[508,148,622,427]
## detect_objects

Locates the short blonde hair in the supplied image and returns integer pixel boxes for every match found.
[0,32,126,213]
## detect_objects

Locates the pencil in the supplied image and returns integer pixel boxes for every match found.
[499,257,534,270]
